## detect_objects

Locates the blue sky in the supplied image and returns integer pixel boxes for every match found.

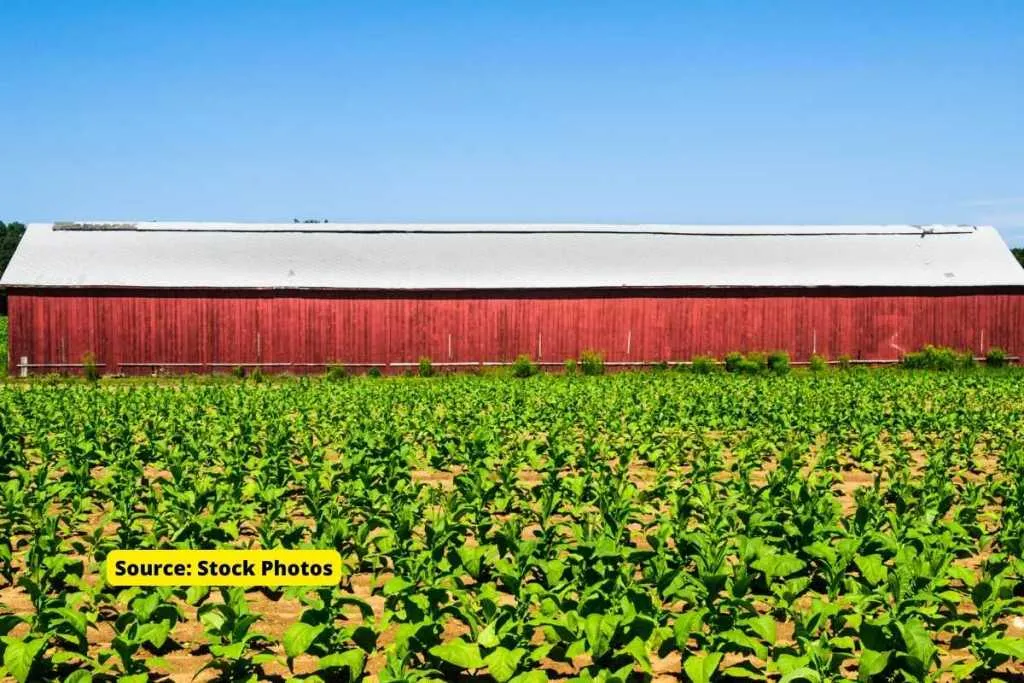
[2,1,1023,243]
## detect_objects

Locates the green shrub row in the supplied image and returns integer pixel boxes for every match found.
[13,345,1015,381]
[900,345,1008,370]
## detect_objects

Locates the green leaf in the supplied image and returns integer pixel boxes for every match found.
[982,635,1024,659]
[897,620,936,674]
[583,613,619,659]
[3,637,47,683]
[778,668,821,683]
[283,622,326,659]
[383,576,414,595]
[209,641,246,660]
[853,555,887,586]
[683,651,723,683]
[430,638,485,670]
[185,585,209,605]
[117,675,149,683]
[318,649,366,678]
[722,662,766,680]
[508,671,549,683]
[137,621,171,649]
[745,615,777,643]
[484,646,526,682]
[857,649,891,681]
[565,639,587,658]
[753,552,805,578]
[64,671,93,683]
[774,653,811,675]
[477,623,501,649]
[617,636,652,674]
[674,609,706,648]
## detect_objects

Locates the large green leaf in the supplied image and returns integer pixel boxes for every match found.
[485,646,526,682]
[318,649,366,678]
[982,635,1024,660]
[683,651,723,683]
[853,554,887,586]
[857,649,891,681]
[283,622,325,658]
[137,621,172,649]
[430,638,485,670]
[753,553,805,578]
[508,672,549,683]
[897,620,936,674]
[778,668,821,683]
[2,637,47,683]
[583,613,619,659]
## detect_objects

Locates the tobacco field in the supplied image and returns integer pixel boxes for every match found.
[1,371,1023,682]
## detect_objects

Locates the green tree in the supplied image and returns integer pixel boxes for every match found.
[1012,247,1024,268]
[0,221,26,276]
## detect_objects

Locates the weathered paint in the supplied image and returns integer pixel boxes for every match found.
[7,288,1024,374]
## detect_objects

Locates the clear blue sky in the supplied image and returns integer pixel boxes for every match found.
[2,1,1023,243]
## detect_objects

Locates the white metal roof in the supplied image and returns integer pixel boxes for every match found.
[3,222,1023,290]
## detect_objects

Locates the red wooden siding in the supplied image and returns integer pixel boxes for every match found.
[7,289,1024,374]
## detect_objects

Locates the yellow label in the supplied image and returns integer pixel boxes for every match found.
[106,549,342,586]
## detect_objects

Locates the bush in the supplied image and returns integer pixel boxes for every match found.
[82,352,101,382]
[249,367,264,383]
[367,366,382,378]
[325,364,348,381]
[837,355,852,370]
[418,357,434,377]
[689,356,718,373]
[652,360,670,372]
[985,347,1009,368]
[723,352,744,373]
[511,354,538,378]
[901,345,973,371]
[564,359,577,375]
[767,350,790,374]
[231,365,246,379]
[808,354,828,372]
[580,351,604,376]
[744,352,768,372]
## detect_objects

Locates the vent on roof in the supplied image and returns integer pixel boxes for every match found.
[54,222,138,231]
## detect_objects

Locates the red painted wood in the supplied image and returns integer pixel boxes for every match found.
[7,289,1024,374]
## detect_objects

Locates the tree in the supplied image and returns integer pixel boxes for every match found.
[0,221,26,277]
[1013,247,1024,269]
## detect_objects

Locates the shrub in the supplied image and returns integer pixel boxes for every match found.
[231,365,246,379]
[652,360,670,372]
[249,367,264,383]
[901,345,973,371]
[511,354,538,378]
[837,355,852,370]
[82,352,101,382]
[367,366,382,378]
[564,359,577,375]
[724,353,760,374]
[418,357,434,377]
[723,352,744,373]
[580,351,604,376]
[985,347,1009,368]
[767,350,790,374]
[808,354,828,372]
[689,356,718,373]
[325,364,348,381]
[745,352,768,372]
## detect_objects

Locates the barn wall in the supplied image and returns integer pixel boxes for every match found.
[7,289,1024,374]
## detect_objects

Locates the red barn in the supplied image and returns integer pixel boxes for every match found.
[3,222,1024,375]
